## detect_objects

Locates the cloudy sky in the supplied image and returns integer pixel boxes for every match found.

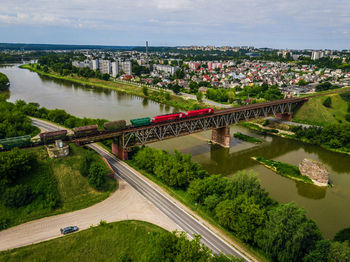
[0,0,349,49]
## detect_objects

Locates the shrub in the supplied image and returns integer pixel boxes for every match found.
[88,163,106,189]
[334,227,350,243]
[323,97,332,108]
[0,217,10,230]
[3,185,35,208]
[79,151,94,177]
[345,114,350,122]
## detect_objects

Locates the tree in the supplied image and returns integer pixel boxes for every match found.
[142,86,148,96]
[334,227,350,243]
[79,151,94,177]
[329,241,350,262]
[165,92,171,100]
[298,79,308,86]
[256,203,322,262]
[323,97,332,108]
[303,240,331,262]
[196,91,203,102]
[0,72,10,91]
[171,84,181,94]
[189,81,199,93]
[3,185,35,207]
[88,163,106,189]
[0,148,35,186]
[215,195,266,243]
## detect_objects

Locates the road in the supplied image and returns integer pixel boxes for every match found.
[31,119,253,261]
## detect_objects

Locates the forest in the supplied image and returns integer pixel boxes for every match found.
[132,147,350,262]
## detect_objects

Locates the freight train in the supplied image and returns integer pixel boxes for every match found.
[0,108,214,150]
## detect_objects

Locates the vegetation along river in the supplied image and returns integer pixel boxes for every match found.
[1,64,350,239]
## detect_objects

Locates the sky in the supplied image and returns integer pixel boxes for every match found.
[0,0,349,50]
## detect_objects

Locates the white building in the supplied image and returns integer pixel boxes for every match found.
[92,60,99,70]
[111,61,119,77]
[119,61,132,75]
[98,60,111,74]
[153,64,178,75]
[311,51,324,60]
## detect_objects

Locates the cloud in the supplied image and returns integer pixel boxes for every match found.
[0,0,349,48]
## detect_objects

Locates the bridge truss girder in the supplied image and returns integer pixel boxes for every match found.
[120,102,293,149]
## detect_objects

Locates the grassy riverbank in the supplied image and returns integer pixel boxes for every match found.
[233,132,262,143]
[252,157,313,184]
[0,144,117,230]
[20,64,210,111]
[0,220,165,261]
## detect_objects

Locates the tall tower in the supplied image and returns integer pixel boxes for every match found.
[146,41,149,58]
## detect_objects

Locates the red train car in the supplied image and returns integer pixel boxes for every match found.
[151,113,185,123]
[186,108,214,117]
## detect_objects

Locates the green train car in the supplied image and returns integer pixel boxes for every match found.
[130,117,151,127]
[0,135,32,150]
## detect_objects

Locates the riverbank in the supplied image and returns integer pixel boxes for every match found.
[241,120,350,156]
[20,64,212,111]
[252,156,313,184]
[233,132,262,143]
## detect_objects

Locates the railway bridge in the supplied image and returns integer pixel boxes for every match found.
[72,97,307,160]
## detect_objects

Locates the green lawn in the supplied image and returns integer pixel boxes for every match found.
[293,93,350,126]
[0,220,165,262]
[0,144,117,229]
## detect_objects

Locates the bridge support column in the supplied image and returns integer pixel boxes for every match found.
[112,142,129,160]
[211,126,230,148]
[276,113,293,121]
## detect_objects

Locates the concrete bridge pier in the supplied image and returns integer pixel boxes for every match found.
[211,126,230,148]
[112,141,129,160]
[276,112,293,121]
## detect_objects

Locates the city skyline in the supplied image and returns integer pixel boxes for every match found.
[0,0,349,50]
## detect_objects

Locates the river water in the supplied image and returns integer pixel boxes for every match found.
[1,64,349,238]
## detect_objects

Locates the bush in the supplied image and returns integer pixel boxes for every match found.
[345,114,350,122]
[3,185,35,208]
[79,151,94,177]
[334,227,350,243]
[0,217,10,230]
[0,148,36,186]
[323,97,332,108]
[88,163,106,189]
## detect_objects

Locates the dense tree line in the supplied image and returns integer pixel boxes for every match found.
[13,99,107,129]
[0,97,38,139]
[316,82,339,92]
[0,72,10,91]
[132,147,350,261]
[291,124,350,152]
[236,83,284,101]
[147,231,241,262]
[36,53,111,80]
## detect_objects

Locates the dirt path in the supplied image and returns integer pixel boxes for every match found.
[0,178,179,251]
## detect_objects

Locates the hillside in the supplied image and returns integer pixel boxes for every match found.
[293,91,350,126]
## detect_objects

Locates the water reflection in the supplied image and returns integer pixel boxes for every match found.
[295,182,327,199]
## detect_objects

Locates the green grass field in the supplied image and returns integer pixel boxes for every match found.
[0,144,117,229]
[0,220,165,262]
[293,92,350,126]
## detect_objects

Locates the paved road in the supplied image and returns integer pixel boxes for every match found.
[31,119,253,261]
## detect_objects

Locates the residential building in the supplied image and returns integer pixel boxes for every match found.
[120,61,132,75]
[111,61,119,77]
[98,60,111,74]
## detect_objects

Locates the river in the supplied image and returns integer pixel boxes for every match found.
[1,64,350,239]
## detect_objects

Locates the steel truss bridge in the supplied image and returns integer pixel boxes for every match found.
[72,97,307,158]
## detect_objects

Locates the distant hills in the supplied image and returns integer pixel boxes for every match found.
[0,43,176,52]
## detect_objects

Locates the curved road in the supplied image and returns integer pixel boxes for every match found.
[31,119,253,261]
